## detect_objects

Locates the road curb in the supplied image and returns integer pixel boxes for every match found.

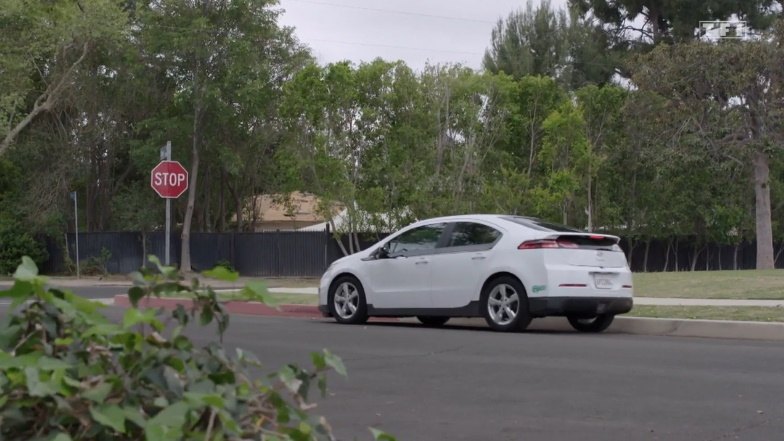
[612,316,784,341]
[112,295,323,318]
[112,295,784,341]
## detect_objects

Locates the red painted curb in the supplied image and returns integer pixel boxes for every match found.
[112,295,323,318]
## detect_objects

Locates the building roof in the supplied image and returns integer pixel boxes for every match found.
[237,192,344,224]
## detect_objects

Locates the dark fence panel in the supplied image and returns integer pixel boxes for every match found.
[40,231,784,277]
[190,232,232,272]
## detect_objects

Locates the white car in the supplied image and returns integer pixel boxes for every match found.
[318,214,633,332]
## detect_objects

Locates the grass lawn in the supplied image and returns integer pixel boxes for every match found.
[260,278,320,288]
[220,291,317,305]
[627,305,784,322]
[633,269,784,299]
[156,288,318,305]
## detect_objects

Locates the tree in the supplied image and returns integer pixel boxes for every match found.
[138,0,309,271]
[575,84,627,231]
[0,0,127,155]
[631,33,784,269]
[571,0,780,47]
[483,1,616,88]
[539,101,590,225]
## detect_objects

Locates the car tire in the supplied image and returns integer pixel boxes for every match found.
[567,314,615,333]
[328,276,368,325]
[417,316,450,327]
[481,276,531,332]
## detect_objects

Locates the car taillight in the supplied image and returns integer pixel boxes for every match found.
[518,239,578,250]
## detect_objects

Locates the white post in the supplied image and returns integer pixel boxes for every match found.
[162,141,172,265]
[72,191,80,279]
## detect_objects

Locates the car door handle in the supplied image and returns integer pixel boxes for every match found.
[472,256,486,260]
[415,260,429,265]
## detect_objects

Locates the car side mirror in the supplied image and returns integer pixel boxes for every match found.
[376,246,390,259]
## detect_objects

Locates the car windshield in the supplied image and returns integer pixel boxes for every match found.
[501,216,582,232]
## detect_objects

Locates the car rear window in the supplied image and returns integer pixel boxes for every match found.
[501,216,581,232]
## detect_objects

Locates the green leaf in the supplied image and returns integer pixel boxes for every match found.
[202,266,239,282]
[128,286,146,307]
[311,352,326,370]
[83,382,113,402]
[25,367,56,397]
[184,392,225,408]
[90,404,127,434]
[240,281,276,305]
[84,323,122,337]
[199,305,214,326]
[47,433,73,441]
[123,308,162,331]
[145,401,189,441]
[0,281,33,305]
[278,366,302,393]
[123,406,147,429]
[324,350,347,377]
[370,428,398,441]
[13,256,39,281]
[148,255,177,279]
[0,352,40,369]
[36,357,72,371]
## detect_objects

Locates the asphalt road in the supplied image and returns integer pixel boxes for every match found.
[2,285,782,441]
[182,314,783,441]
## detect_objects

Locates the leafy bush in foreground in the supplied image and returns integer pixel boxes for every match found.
[0,256,364,440]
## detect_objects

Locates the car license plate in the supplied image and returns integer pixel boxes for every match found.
[594,275,613,289]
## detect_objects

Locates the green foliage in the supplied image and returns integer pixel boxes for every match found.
[0,220,48,275]
[483,1,615,88]
[0,256,352,440]
[81,247,112,276]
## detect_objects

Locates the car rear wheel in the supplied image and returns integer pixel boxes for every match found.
[481,276,531,332]
[329,276,368,325]
[417,316,449,327]
[567,314,615,333]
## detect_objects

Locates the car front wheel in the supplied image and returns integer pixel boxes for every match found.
[567,314,615,333]
[328,276,368,325]
[481,276,531,332]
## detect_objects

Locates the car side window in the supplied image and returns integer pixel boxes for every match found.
[446,222,501,250]
[386,223,447,257]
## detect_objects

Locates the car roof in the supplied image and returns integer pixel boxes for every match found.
[409,214,510,227]
[408,214,585,232]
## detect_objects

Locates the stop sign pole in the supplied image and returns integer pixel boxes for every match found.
[151,141,189,265]
[162,142,172,265]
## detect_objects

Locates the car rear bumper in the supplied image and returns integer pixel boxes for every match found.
[528,296,633,318]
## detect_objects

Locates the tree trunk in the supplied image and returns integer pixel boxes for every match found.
[180,105,203,273]
[674,238,680,271]
[586,168,593,232]
[663,238,672,272]
[733,244,739,270]
[753,150,774,269]
[219,169,226,232]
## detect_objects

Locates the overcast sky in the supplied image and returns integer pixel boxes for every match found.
[276,0,568,71]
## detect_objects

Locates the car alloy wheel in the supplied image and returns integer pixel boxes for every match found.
[487,283,519,326]
[482,276,531,332]
[329,276,368,324]
[334,281,359,319]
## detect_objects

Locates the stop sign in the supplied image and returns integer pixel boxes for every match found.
[151,161,189,198]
